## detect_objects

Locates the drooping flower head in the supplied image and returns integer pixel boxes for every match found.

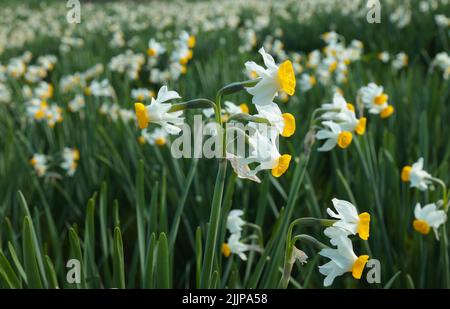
[413,203,447,239]
[401,157,432,191]
[319,236,369,287]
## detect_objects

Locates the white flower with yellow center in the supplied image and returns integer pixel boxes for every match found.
[35,82,54,100]
[378,51,390,63]
[226,210,245,234]
[316,121,353,152]
[46,104,63,128]
[299,73,316,92]
[61,147,80,176]
[68,94,85,112]
[7,59,26,78]
[132,88,154,102]
[222,233,250,261]
[255,103,296,137]
[335,109,367,136]
[227,129,291,180]
[326,198,370,240]
[401,157,432,191]
[413,203,447,239]
[359,83,394,119]
[247,130,292,178]
[245,47,296,106]
[224,101,249,116]
[147,39,165,57]
[25,65,47,83]
[134,85,183,135]
[140,127,168,146]
[320,93,352,120]
[319,235,369,287]
[392,52,408,70]
[30,154,48,177]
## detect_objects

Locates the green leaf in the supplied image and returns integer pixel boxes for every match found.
[169,159,198,251]
[0,250,21,288]
[83,198,97,288]
[384,271,401,289]
[136,159,146,276]
[113,227,125,289]
[156,233,170,288]
[144,233,156,288]
[99,182,109,259]
[195,226,202,289]
[44,255,59,289]
[18,191,48,288]
[68,227,85,289]
[22,216,43,289]
[200,160,227,288]
[8,242,27,285]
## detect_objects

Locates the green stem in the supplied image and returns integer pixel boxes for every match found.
[226,113,270,125]
[168,98,216,112]
[217,79,259,97]
[278,218,334,288]
[430,177,450,287]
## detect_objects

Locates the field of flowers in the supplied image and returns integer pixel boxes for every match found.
[0,0,449,290]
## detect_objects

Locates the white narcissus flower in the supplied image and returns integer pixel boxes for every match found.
[245,47,296,106]
[413,203,447,240]
[247,130,292,178]
[316,121,353,152]
[335,109,367,136]
[61,147,80,176]
[30,154,48,177]
[140,127,168,146]
[222,233,250,261]
[392,52,408,71]
[132,88,154,101]
[326,198,370,240]
[224,101,249,116]
[134,85,184,135]
[378,51,390,63]
[359,83,394,119]
[320,93,352,121]
[299,73,316,92]
[319,236,369,287]
[68,94,85,112]
[226,210,245,234]
[401,157,432,191]
[35,81,54,100]
[255,103,296,137]
[147,39,166,57]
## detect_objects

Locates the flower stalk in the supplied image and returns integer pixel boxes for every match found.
[279,218,335,288]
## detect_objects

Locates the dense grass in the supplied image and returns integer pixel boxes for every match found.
[0,0,449,288]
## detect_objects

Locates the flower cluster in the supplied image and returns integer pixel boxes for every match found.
[315,92,366,152]
[298,31,363,92]
[30,148,80,178]
[401,157,448,239]
[222,210,259,261]
[318,198,370,286]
